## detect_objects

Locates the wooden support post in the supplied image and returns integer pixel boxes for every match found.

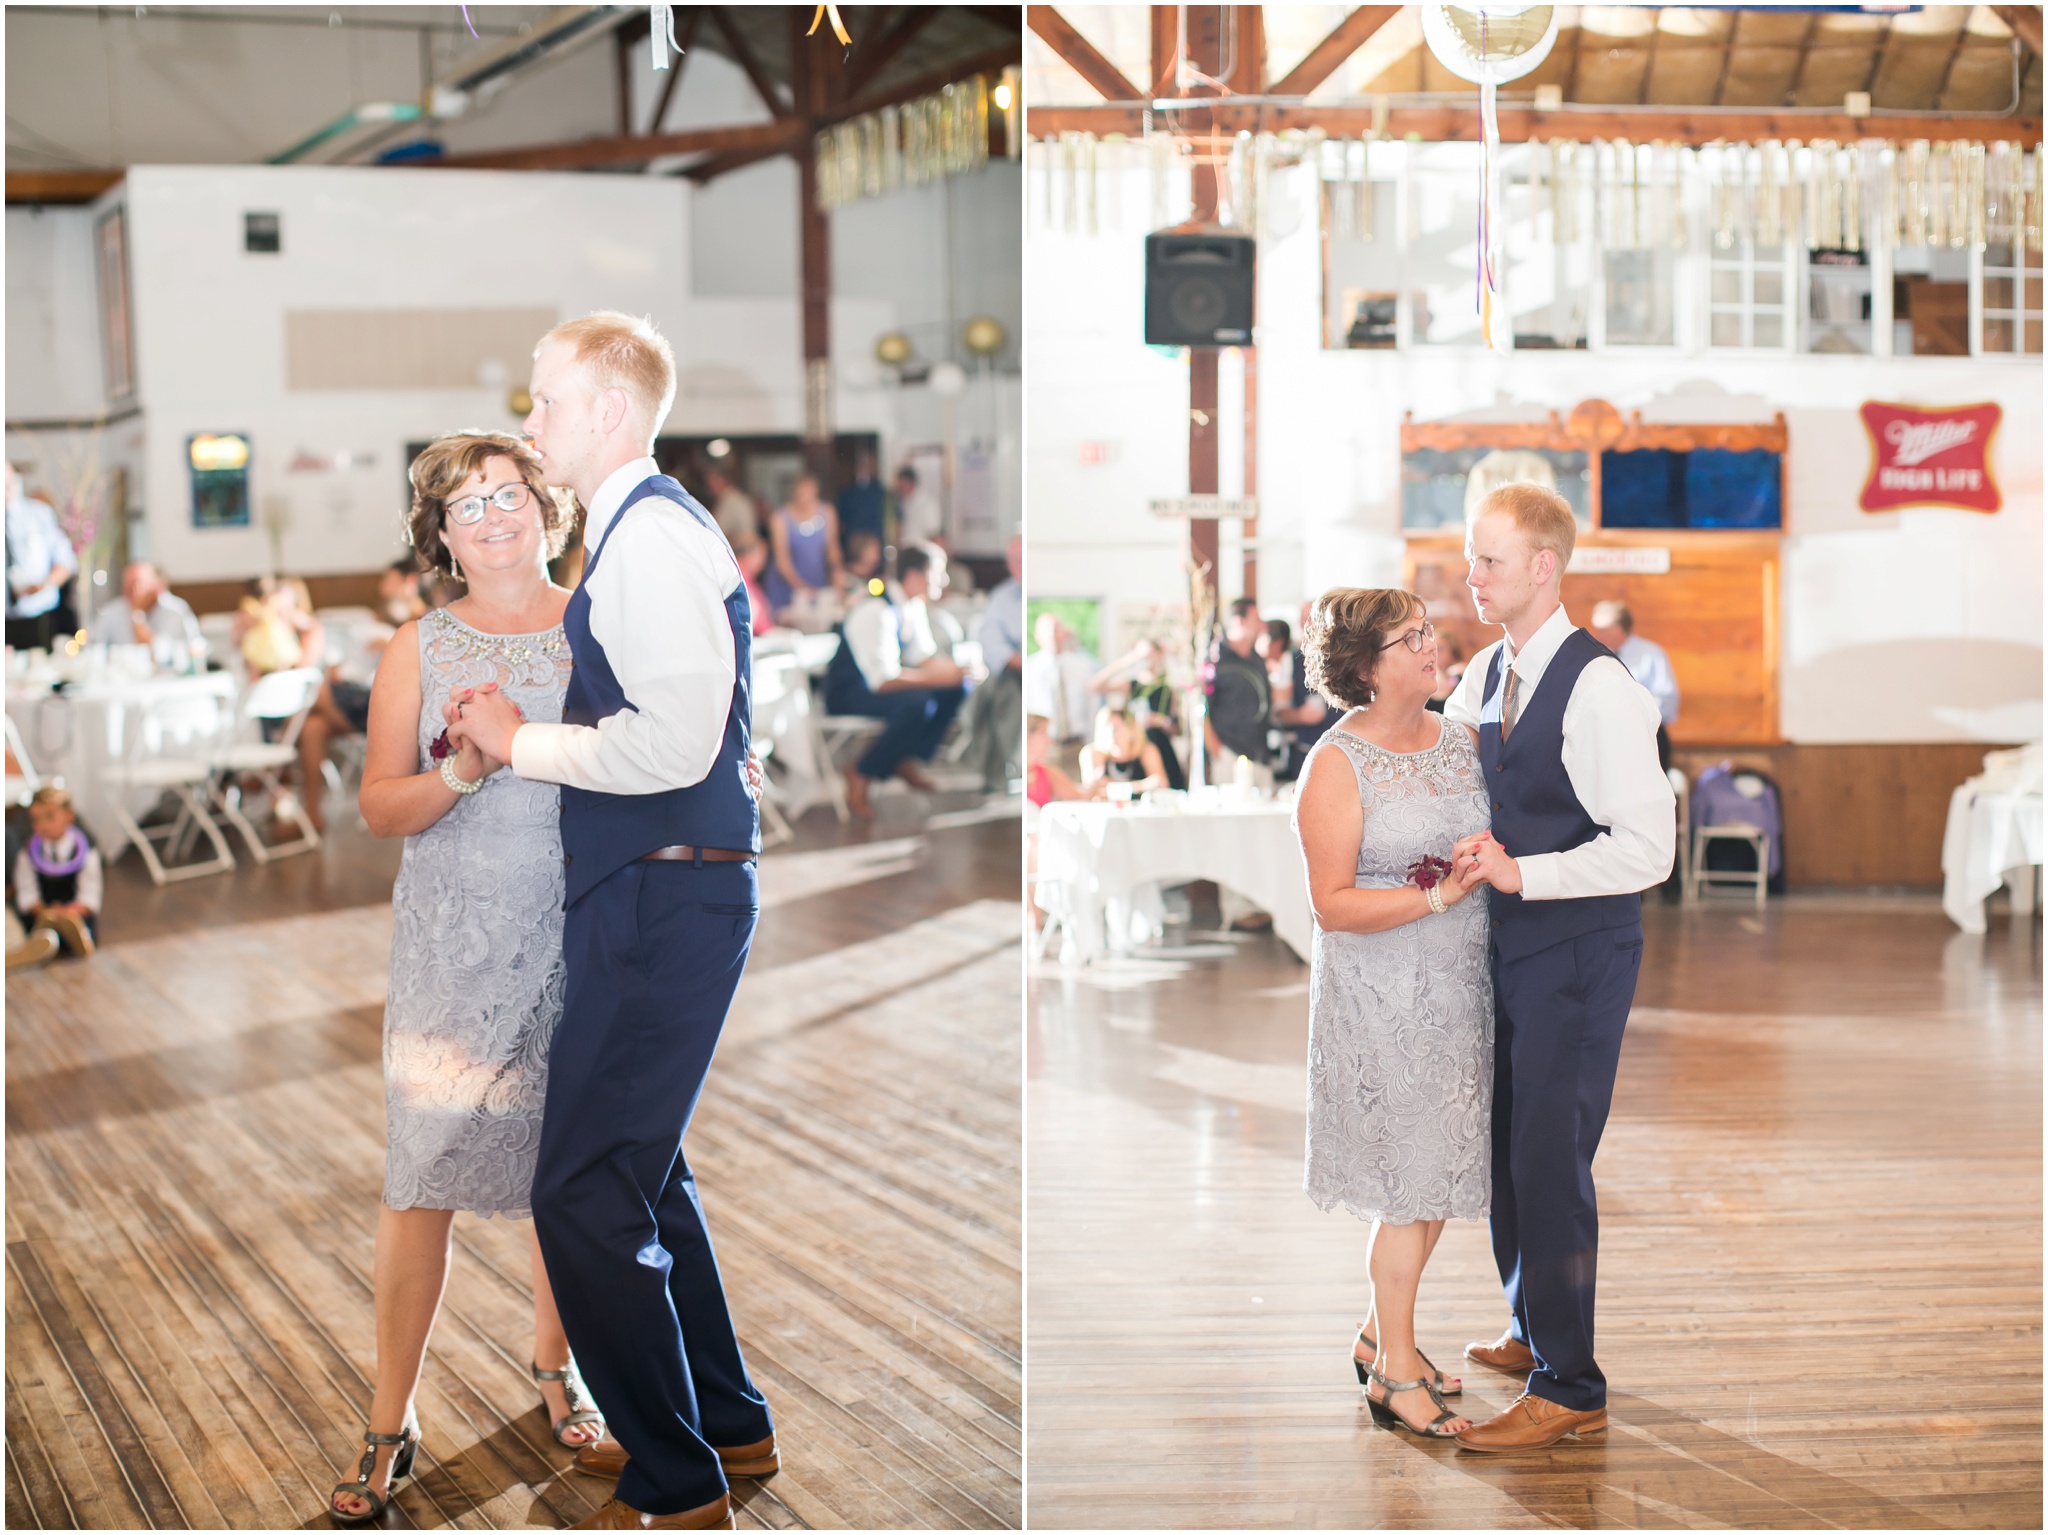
[1240,346,1257,600]
[793,10,836,482]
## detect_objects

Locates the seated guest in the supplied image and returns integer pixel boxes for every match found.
[13,786,100,958]
[824,543,966,819]
[1026,714,1087,809]
[377,557,428,627]
[91,561,203,665]
[765,473,844,624]
[843,530,885,599]
[1080,707,1170,796]
[5,462,79,652]
[234,575,326,677]
[1589,600,1679,769]
[837,451,887,560]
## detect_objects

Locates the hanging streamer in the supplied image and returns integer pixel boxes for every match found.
[649,3,684,70]
[1474,14,1509,352]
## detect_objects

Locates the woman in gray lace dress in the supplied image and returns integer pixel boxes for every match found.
[1293,588,1494,1441]
[330,433,601,1523]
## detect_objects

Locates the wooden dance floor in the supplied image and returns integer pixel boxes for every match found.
[7,802,1022,1530]
[1028,895,2042,1529]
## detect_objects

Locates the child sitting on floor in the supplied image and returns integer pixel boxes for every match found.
[14,786,101,958]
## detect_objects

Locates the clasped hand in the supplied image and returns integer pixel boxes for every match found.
[442,683,768,798]
[1452,830,1523,895]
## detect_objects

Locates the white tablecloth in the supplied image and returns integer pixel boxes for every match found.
[1035,796,1313,962]
[1942,788,2044,933]
[7,672,240,857]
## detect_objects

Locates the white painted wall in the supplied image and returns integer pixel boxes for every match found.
[1026,153,2044,746]
[7,154,1021,583]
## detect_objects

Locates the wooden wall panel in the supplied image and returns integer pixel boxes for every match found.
[1405,532,1782,746]
[1672,741,2014,888]
[284,307,558,392]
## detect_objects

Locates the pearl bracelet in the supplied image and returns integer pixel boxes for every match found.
[440,755,485,796]
[1424,882,1447,916]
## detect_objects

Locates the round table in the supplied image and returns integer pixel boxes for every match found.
[8,671,240,857]
[1942,786,2044,934]
[1034,794,1312,962]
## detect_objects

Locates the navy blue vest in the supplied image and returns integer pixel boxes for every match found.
[560,474,759,907]
[1478,627,1639,962]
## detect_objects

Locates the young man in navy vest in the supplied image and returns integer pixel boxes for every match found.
[1440,483,1675,1454]
[449,312,771,1530]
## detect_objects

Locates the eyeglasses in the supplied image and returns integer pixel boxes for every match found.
[445,482,537,525]
[1381,620,1436,654]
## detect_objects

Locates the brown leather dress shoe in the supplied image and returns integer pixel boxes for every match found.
[575,1435,779,1481]
[1456,1392,1607,1453]
[1464,1331,1536,1374]
[573,1493,734,1530]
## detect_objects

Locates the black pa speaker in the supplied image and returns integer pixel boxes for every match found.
[1144,229,1255,346]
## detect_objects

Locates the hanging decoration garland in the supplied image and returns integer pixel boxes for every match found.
[816,76,990,211]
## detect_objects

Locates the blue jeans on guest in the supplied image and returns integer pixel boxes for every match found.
[825,672,965,779]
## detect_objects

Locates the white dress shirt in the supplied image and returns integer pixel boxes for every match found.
[14,830,103,914]
[979,577,1024,673]
[6,496,77,619]
[1615,633,1681,726]
[91,593,204,659]
[1022,645,1100,741]
[844,592,961,690]
[1445,604,1675,902]
[511,456,741,796]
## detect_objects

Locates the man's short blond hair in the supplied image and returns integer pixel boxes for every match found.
[1473,481,1577,576]
[538,311,677,445]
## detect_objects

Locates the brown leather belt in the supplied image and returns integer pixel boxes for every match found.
[640,845,754,863]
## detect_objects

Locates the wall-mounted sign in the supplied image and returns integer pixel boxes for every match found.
[1149,495,1258,519]
[189,433,251,528]
[1568,546,1671,574]
[1857,401,2001,514]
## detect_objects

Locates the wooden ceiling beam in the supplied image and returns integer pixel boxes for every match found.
[712,6,792,118]
[1267,5,1400,98]
[5,169,123,204]
[1993,5,2043,59]
[677,143,787,183]
[1025,102,2043,145]
[423,118,803,172]
[845,7,943,99]
[1027,5,1141,101]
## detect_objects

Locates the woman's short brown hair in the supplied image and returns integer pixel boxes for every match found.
[405,432,577,581]
[1302,587,1425,711]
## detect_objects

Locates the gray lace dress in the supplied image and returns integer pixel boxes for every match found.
[1299,715,1495,1225]
[382,607,573,1219]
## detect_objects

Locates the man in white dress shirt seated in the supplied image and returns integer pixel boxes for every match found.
[1587,600,1679,771]
[1441,482,1674,1455]
[90,561,204,664]
[823,543,967,819]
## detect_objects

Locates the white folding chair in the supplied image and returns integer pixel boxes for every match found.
[1691,822,1770,908]
[752,739,796,848]
[104,690,238,885]
[5,713,42,807]
[211,666,325,863]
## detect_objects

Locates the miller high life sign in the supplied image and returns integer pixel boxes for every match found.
[1857,401,2002,514]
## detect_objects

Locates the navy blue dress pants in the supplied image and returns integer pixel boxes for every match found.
[1488,922,1643,1412]
[826,680,965,779]
[533,859,772,1515]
